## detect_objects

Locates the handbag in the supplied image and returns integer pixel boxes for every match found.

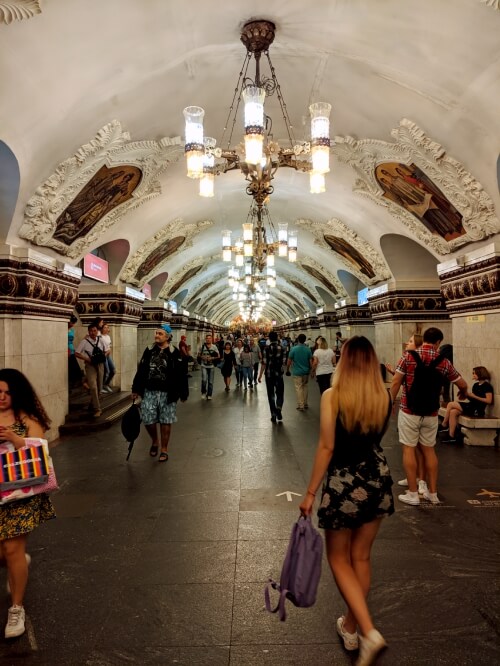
[0,438,59,505]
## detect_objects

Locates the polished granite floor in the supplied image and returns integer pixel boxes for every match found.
[1,372,499,665]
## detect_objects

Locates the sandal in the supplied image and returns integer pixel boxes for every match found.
[158,452,169,463]
[149,444,159,457]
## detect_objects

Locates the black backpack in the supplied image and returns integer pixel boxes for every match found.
[406,350,445,416]
[89,340,106,365]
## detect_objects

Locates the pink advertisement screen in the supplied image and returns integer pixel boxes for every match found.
[83,254,109,283]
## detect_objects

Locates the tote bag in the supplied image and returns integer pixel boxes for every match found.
[0,438,59,505]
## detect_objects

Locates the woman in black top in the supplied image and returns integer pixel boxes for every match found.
[300,336,393,666]
[440,366,493,441]
[220,342,237,392]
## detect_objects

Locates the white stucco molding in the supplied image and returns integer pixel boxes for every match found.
[480,0,499,10]
[298,256,348,298]
[158,254,220,300]
[0,0,41,23]
[119,218,213,287]
[296,218,391,285]
[20,120,183,259]
[335,119,500,255]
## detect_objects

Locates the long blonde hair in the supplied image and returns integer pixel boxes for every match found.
[331,336,389,434]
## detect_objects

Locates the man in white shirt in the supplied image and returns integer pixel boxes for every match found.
[75,324,109,417]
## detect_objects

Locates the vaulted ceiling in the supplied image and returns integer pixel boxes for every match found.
[1,0,499,325]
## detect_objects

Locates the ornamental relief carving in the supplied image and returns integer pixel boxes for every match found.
[298,257,348,299]
[120,218,213,287]
[480,0,499,10]
[288,278,323,306]
[158,254,220,300]
[0,0,41,23]
[440,259,499,305]
[335,119,500,255]
[20,120,183,259]
[296,218,391,285]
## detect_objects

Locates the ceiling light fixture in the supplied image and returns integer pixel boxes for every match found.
[183,19,332,201]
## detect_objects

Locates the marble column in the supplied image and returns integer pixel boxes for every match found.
[0,245,80,440]
[169,313,189,347]
[136,299,173,363]
[438,241,500,410]
[369,287,450,368]
[76,284,144,392]
[317,309,339,347]
[336,301,375,345]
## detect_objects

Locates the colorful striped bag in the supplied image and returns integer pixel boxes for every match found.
[0,438,58,505]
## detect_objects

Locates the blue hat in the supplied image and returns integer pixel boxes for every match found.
[159,324,172,334]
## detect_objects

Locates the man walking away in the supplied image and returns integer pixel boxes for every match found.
[258,331,286,422]
[75,323,109,418]
[390,327,467,505]
[197,333,220,400]
[287,333,313,411]
[131,324,188,462]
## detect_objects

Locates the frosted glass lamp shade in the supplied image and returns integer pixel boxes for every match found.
[310,171,325,194]
[183,106,205,179]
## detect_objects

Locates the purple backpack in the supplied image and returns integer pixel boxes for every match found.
[264,516,323,621]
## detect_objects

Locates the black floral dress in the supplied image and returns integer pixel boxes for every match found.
[0,421,56,540]
[318,397,394,531]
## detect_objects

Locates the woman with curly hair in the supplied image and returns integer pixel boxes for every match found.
[300,337,394,666]
[0,369,55,639]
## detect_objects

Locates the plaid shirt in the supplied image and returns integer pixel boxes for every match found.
[395,344,460,415]
[262,342,286,379]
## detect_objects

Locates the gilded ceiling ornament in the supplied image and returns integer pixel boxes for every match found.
[296,218,391,285]
[20,120,183,259]
[335,119,500,255]
[298,257,348,298]
[119,218,213,287]
[0,0,41,23]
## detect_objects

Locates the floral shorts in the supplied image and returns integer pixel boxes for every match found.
[141,390,177,425]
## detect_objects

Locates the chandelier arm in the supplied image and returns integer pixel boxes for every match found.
[221,52,252,150]
[265,52,297,147]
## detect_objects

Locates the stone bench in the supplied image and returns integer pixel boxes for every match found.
[438,407,500,447]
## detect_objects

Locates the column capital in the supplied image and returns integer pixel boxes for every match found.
[368,289,446,322]
[76,284,144,325]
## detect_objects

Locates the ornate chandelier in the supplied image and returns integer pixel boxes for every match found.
[222,203,296,273]
[183,19,332,200]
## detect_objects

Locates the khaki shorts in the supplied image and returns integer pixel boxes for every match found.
[398,411,438,447]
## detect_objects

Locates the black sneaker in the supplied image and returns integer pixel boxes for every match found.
[438,425,449,432]
[441,436,457,443]
[275,409,283,421]
[270,415,277,423]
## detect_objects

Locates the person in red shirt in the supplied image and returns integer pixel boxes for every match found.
[390,327,467,505]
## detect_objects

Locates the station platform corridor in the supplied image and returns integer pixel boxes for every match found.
[1,372,499,666]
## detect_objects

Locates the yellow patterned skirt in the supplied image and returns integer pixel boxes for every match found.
[0,494,56,540]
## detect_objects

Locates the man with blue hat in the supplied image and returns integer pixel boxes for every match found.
[131,324,188,462]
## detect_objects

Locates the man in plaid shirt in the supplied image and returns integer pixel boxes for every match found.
[258,331,287,423]
[390,327,467,506]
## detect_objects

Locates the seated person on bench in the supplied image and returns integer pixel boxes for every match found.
[440,366,494,443]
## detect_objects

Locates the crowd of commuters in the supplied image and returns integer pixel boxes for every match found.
[2,320,492,663]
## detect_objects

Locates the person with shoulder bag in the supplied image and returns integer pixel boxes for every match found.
[75,323,109,417]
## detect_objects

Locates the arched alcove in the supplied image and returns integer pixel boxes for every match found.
[94,239,130,283]
[174,288,189,307]
[303,297,316,313]
[316,286,336,305]
[0,140,20,242]
[380,234,439,286]
[337,270,367,299]
[149,272,168,299]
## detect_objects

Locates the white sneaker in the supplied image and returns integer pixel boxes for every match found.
[103,385,113,393]
[5,605,25,639]
[207,396,212,400]
[397,478,408,486]
[6,553,31,594]
[357,629,387,666]
[418,479,428,495]
[422,489,440,504]
[336,615,359,650]
[398,490,420,506]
